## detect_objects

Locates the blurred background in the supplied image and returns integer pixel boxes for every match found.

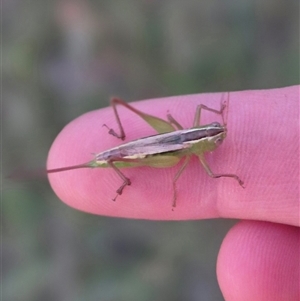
[3,1,299,300]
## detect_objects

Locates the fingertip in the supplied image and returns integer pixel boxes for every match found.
[46,89,297,221]
[217,221,299,301]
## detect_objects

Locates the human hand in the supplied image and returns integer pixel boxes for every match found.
[47,85,299,300]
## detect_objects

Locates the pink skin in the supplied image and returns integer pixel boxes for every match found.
[217,221,299,301]
[48,85,299,300]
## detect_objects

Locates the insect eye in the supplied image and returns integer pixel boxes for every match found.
[211,122,221,127]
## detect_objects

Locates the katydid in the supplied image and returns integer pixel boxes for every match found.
[47,95,244,207]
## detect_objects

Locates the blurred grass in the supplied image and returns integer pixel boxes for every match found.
[3,1,299,301]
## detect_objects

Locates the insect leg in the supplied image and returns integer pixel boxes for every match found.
[172,156,191,207]
[166,113,184,130]
[107,161,131,201]
[103,98,176,140]
[198,155,244,187]
[193,98,227,127]
[103,98,127,140]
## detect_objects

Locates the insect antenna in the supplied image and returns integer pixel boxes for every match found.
[221,92,230,126]
[47,161,96,173]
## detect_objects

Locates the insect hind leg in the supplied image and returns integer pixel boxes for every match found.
[107,161,131,201]
[166,113,184,130]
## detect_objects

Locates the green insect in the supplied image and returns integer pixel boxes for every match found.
[47,95,244,207]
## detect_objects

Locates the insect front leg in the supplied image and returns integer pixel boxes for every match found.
[198,155,244,187]
[172,156,191,207]
[193,96,227,127]
[107,161,131,201]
